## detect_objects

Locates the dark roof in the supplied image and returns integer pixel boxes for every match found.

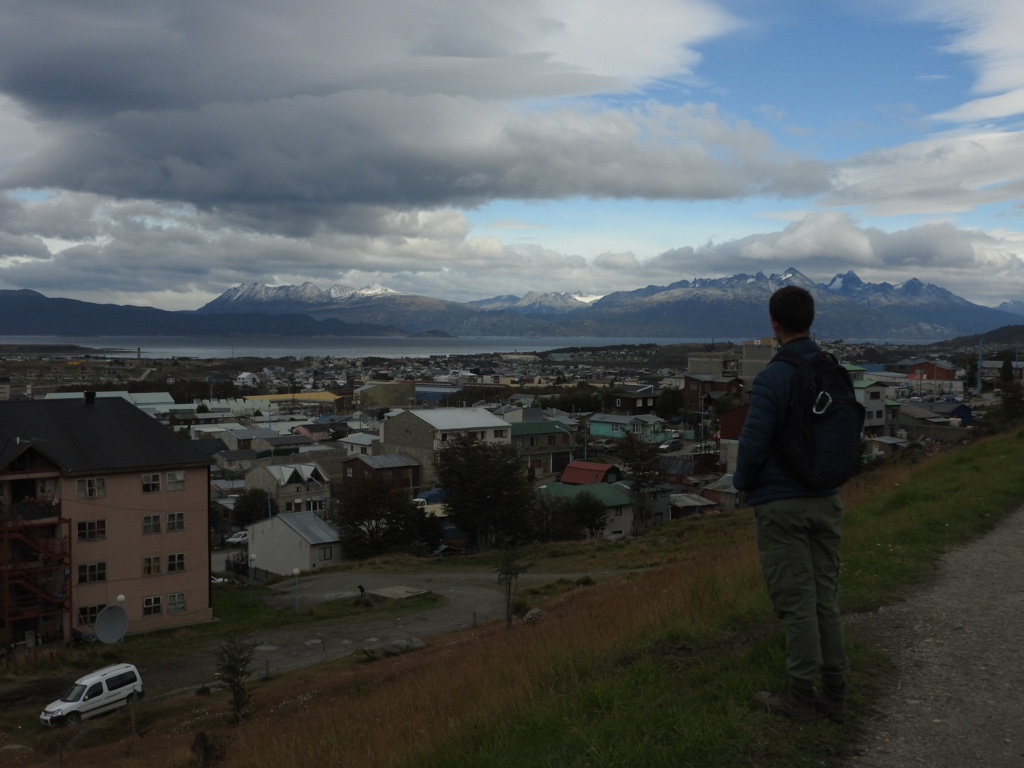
[0,398,213,474]
[191,438,230,456]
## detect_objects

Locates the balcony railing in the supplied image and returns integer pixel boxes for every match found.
[0,498,63,523]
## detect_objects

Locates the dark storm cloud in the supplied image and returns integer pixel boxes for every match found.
[0,0,822,228]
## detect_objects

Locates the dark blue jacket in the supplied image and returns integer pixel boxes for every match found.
[733,337,839,505]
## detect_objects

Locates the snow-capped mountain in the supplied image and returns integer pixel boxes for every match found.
[193,269,1022,341]
[468,291,601,314]
[199,282,401,313]
[996,299,1024,316]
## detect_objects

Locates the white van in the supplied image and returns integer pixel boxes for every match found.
[40,663,144,727]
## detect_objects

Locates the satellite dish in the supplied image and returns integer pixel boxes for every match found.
[94,605,128,644]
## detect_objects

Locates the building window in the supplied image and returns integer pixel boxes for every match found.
[494,429,506,438]
[166,471,185,491]
[77,604,107,626]
[319,546,332,561]
[143,515,161,534]
[167,552,185,573]
[167,592,186,613]
[142,473,161,493]
[143,596,162,616]
[870,390,881,400]
[143,555,161,576]
[78,562,107,583]
[77,519,107,541]
[167,512,185,531]
[76,477,106,499]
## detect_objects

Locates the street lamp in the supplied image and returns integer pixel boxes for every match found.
[248,554,256,602]
[292,568,300,613]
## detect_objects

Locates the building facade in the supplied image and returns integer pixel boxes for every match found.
[0,395,213,646]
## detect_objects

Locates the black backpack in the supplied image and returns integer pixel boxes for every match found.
[774,350,866,491]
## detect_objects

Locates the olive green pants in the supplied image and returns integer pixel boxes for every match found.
[755,495,848,689]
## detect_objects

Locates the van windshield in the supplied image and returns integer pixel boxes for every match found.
[62,683,87,703]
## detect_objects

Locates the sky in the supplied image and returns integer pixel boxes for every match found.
[2,0,1024,311]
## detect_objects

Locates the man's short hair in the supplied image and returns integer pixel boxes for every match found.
[769,286,814,334]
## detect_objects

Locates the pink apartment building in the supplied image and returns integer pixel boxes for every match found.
[0,394,214,647]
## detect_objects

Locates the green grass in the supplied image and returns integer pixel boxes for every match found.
[398,430,1024,768]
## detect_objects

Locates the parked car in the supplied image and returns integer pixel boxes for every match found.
[589,439,618,453]
[658,438,684,452]
[225,530,249,546]
[40,663,144,727]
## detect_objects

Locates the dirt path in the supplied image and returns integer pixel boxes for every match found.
[843,506,1024,767]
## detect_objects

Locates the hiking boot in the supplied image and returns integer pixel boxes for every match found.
[754,689,817,724]
[815,687,845,724]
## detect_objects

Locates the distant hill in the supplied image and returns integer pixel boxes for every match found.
[4,268,1021,342]
[0,289,405,337]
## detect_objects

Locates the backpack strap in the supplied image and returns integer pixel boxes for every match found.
[773,349,812,367]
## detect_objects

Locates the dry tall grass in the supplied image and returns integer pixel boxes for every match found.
[28,535,765,768]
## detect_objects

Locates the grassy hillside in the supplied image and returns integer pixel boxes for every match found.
[6,431,1024,767]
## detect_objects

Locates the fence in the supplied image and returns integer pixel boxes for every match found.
[223,555,272,584]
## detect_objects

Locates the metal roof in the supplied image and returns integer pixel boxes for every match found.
[0,397,213,474]
[539,481,631,507]
[274,511,339,545]
[347,453,420,469]
[407,407,509,430]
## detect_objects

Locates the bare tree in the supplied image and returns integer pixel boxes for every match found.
[213,636,257,724]
[496,550,532,629]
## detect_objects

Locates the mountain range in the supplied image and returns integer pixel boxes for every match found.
[1,268,1022,342]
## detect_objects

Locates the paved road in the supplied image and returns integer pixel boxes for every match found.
[142,566,526,697]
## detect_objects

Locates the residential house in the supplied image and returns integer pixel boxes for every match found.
[213,448,258,478]
[244,462,331,518]
[290,423,335,443]
[339,432,379,457]
[248,511,341,575]
[559,460,623,485]
[677,374,743,413]
[251,433,314,457]
[512,421,575,478]
[379,408,512,487]
[537,481,633,538]
[700,474,740,514]
[853,378,889,437]
[341,454,421,493]
[668,493,718,519]
[897,404,971,443]
[609,384,659,415]
[588,413,666,444]
[0,395,214,646]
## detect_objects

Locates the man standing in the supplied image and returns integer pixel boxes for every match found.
[733,285,847,724]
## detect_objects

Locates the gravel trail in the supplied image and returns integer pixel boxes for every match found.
[843,506,1024,767]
